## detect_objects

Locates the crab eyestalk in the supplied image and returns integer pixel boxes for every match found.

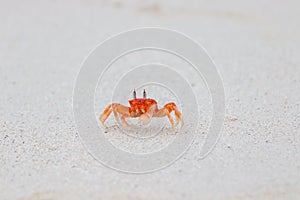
[143,89,147,98]
[133,89,137,99]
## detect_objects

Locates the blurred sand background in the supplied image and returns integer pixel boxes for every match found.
[0,0,300,199]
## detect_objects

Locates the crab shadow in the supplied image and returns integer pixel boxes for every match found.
[104,122,178,138]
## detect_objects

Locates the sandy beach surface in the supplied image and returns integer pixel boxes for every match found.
[1,0,300,199]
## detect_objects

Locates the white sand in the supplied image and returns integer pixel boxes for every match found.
[1,0,300,199]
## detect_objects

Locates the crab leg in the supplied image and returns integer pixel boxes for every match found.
[120,113,130,128]
[154,102,183,128]
[166,102,184,127]
[100,103,130,128]
[155,108,174,127]
[137,104,157,125]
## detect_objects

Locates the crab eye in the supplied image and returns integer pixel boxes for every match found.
[133,89,137,99]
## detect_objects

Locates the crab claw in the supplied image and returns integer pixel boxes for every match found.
[138,113,152,125]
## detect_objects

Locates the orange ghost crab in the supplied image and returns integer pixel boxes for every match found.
[100,89,183,129]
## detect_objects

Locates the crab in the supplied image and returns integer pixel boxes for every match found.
[100,89,183,129]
